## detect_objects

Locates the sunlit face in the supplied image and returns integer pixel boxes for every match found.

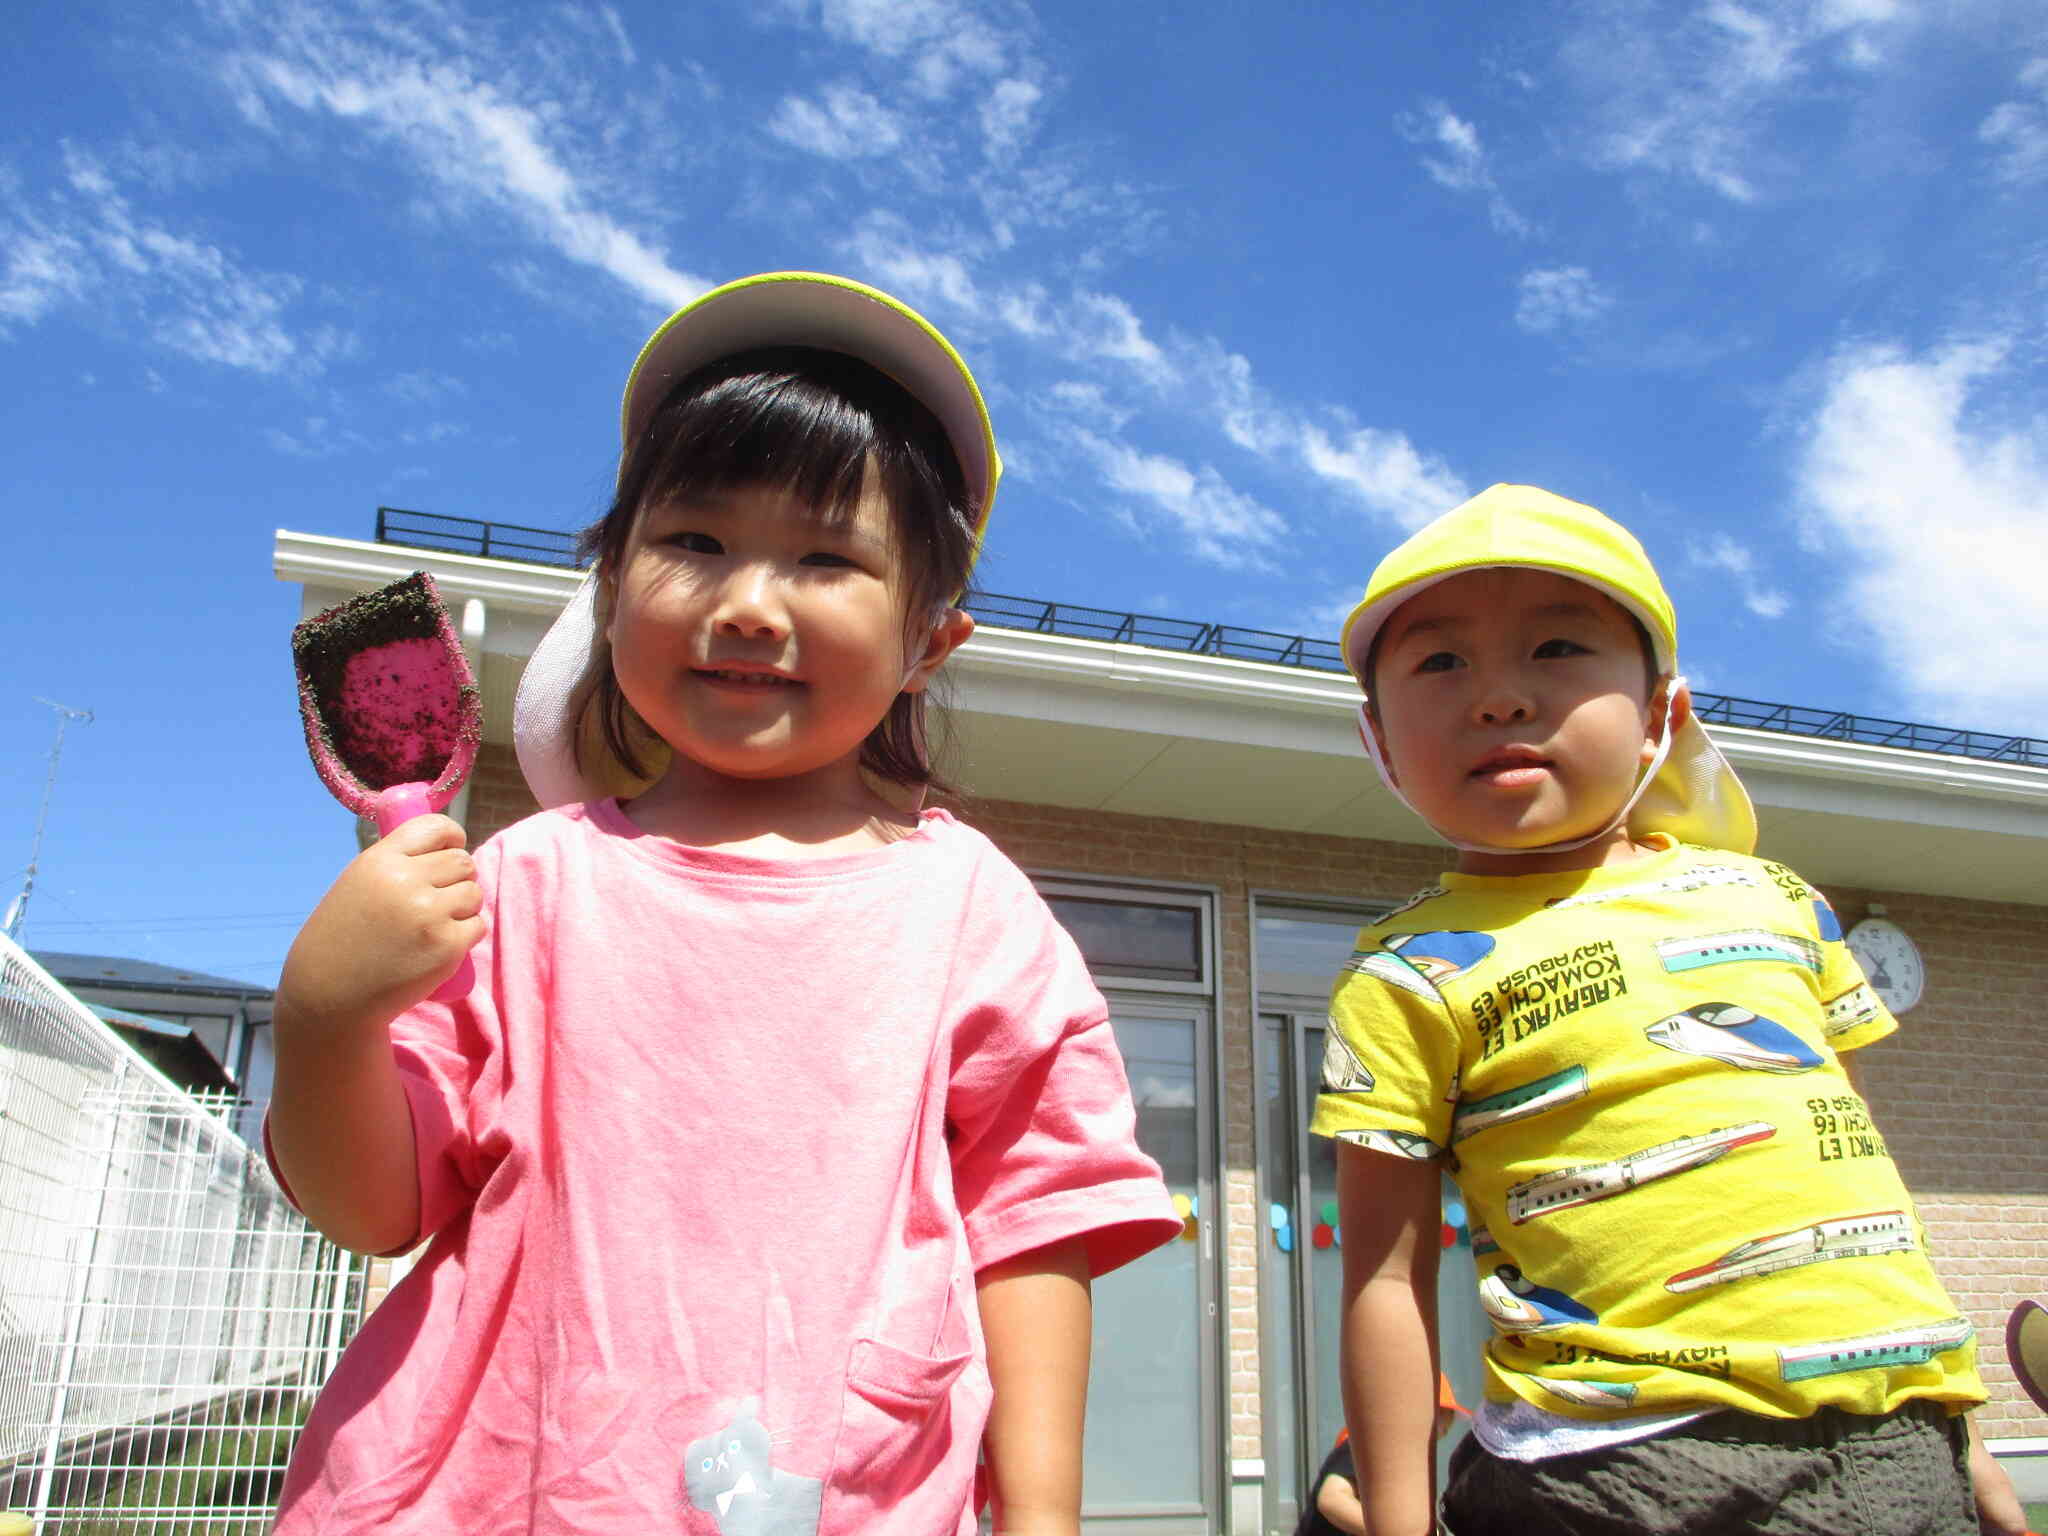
[1367,567,1663,874]
[604,473,946,791]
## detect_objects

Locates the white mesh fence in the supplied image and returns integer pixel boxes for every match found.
[0,934,365,1532]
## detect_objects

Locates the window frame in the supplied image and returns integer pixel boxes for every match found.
[1031,873,1224,1535]
[1247,892,1389,1535]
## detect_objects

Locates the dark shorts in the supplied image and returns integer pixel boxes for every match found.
[1440,1400,1976,1536]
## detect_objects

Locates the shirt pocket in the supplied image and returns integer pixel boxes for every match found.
[820,1328,990,1533]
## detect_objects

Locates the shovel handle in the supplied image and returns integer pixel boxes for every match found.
[373,783,477,1003]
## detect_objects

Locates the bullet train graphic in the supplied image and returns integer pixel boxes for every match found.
[1507,1122,1775,1225]
[1656,930,1823,975]
[1645,1003,1824,1074]
[1812,899,1845,943]
[1665,1210,1916,1292]
[1452,1065,1590,1144]
[1478,1265,1598,1334]
[1333,1126,1442,1160]
[1821,982,1882,1038]
[1539,1378,1639,1409]
[1777,1317,1974,1383]
[1381,930,1495,984]
[1341,929,1494,1002]
[1320,1027,1376,1094]
[1341,947,1444,1002]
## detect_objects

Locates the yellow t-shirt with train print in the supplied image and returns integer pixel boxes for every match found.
[1310,836,1984,1422]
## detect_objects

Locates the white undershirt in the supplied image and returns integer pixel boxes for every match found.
[1473,1395,1707,1462]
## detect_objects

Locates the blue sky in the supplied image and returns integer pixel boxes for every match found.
[4,0,2045,987]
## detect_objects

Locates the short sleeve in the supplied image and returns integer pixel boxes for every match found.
[1308,934,1464,1163]
[387,987,500,1247]
[1806,891,1898,1054]
[943,868,1181,1279]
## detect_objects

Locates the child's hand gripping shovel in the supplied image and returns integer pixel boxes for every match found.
[292,571,483,1002]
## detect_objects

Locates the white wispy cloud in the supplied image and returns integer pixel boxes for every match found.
[388,369,468,404]
[1062,425,1287,570]
[595,4,636,67]
[768,83,907,159]
[1398,100,1530,236]
[842,213,985,311]
[1300,423,1470,531]
[0,228,91,328]
[266,414,372,458]
[1794,336,2048,733]
[814,0,1010,98]
[1686,532,1791,618]
[1061,289,1174,383]
[980,77,1042,160]
[1515,266,1614,335]
[217,1,707,311]
[0,145,316,373]
[180,0,1473,578]
[1003,276,1468,539]
[1556,0,1913,203]
[1980,58,2048,187]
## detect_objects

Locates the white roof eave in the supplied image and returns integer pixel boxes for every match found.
[273,531,2048,904]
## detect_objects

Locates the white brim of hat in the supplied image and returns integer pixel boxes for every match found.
[515,272,998,811]
[2009,1299,2048,1413]
[514,574,631,810]
[623,272,998,538]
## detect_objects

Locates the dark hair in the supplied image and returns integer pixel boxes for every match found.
[1361,588,1660,714]
[576,345,981,791]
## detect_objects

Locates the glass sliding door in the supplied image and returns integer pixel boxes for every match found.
[1082,1001,1214,1532]
[1253,899,1377,1535]
[1036,880,1220,1536]
[1257,1012,1485,1531]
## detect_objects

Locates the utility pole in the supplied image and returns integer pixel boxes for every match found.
[5,699,93,942]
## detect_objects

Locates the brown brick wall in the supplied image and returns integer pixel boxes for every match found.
[459,743,2048,1450]
[1813,881,2048,1438]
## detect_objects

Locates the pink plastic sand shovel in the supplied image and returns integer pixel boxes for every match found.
[292,571,483,1002]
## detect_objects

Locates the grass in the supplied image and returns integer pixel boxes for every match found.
[48,1398,306,1535]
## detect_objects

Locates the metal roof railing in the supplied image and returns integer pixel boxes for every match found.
[378,506,581,566]
[372,508,2048,770]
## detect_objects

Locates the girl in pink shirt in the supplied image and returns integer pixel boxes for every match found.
[268,273,1180,1536]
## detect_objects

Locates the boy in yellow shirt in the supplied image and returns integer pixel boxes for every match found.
[1309,485,2021,1535]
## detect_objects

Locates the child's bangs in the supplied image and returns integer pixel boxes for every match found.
[578,344,977,796]
[630,364,885,529]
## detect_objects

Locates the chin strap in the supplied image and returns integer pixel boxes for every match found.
[1355,681,1683,858]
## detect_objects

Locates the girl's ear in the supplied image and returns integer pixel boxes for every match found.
[596,563,619,644]
[900,607,975,694]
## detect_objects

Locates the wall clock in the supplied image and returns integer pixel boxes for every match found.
[1845,916,1924,1015]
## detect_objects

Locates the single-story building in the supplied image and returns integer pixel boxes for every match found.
[276,513,2048,1536]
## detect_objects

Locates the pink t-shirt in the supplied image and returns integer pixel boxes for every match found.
[271,801,1179,1535]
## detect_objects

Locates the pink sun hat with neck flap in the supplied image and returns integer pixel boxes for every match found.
[512,272,1002,811]
[1339,482,1758,858]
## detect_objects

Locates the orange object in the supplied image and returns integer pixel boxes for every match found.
[1330,1371,1467,1452]
[1438,1371,1468,1416]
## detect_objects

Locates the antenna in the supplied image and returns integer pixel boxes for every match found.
[5,698,93,942]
